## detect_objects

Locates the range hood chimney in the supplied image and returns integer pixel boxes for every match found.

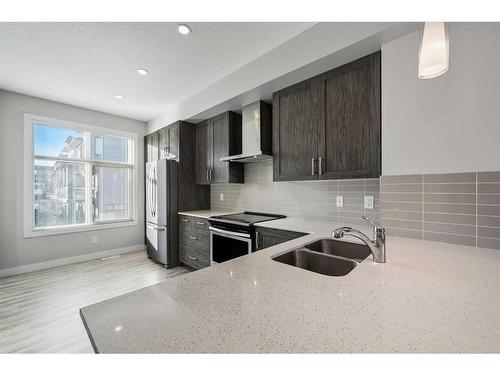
[220,101,272,163]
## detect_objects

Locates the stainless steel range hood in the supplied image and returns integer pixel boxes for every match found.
[220,101,272,163]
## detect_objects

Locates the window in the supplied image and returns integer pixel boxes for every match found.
[24,114,138,237]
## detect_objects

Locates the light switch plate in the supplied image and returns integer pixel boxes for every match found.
[91,236,98,244]
[336,196,344,208]
[219,193,224,202]
[364,196,374,209]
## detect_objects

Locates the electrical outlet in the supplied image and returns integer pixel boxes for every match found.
[91,236,98,244]
[219,193,224,202]
[336,196,344,208]
[364,196,374,210]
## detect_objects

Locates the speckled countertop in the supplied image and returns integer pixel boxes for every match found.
[80,215,500,353]
[178,210,349,234]
[178,209,239,219]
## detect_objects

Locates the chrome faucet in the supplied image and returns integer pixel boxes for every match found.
[332,216,386,263]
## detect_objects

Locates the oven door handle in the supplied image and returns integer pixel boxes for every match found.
[209,226,251,239]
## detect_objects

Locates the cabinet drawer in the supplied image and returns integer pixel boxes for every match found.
[180,238,210,269]
[179,215,195,237]
[179,214,193,226]
[178,214,211,269]
[190,217,209,236]
[180,231,209,251]
[179,216,209,239]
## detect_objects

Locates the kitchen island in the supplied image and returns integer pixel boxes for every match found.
[80,220,500,353]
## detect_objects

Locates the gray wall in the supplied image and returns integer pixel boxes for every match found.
[0,90,146,271]
[211,161,380,225]
[382,23,500,176]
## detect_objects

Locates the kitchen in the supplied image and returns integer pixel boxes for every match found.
[1,3,500,373]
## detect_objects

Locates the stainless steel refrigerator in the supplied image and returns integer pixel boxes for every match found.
[145,159,178,267]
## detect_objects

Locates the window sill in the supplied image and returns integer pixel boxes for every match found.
[23,220,138,238]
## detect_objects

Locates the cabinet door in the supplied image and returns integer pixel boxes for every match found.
[195,120,210,185]
[318,52,381,179]
[158,127,169,159]
[259,233,283,250]
[273,79,319,181]
[168,124,179,160]
[256,227,307,250]
[210,113,229,184]
[145,132,159,162]
[210,112,243,184]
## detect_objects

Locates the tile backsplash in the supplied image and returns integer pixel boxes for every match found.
[211,160,380,225]
[211,165,500,250]
[381,171,500,250]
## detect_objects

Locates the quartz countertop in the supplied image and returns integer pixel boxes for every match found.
[254,216,346,234]
[80,221,500,353]
[178,209,349,234]
[177,209,239,219]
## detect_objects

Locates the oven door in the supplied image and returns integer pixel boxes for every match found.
[209,226,252,264]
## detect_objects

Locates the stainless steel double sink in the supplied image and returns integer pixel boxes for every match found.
[272,238,371,277]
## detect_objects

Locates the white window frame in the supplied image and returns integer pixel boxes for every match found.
[23,113,139,238]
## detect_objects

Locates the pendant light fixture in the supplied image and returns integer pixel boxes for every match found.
[418,22,449,79]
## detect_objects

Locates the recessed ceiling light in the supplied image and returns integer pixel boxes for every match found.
[113,94,123,100]
[137,68,149,76]
[177,24,192,35]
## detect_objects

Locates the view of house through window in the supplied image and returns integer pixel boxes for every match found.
[31,121,134,230]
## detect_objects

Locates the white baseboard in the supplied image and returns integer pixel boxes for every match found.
[0,244,146,278]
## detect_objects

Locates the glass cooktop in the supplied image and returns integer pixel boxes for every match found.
[209,212,285,226]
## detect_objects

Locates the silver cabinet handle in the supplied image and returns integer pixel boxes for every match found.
[181,218,189,222]
[256,231,260,249]
[189,255,197,260]
[311,158,316,175]
[189,236,197,240]
[196,221,206,225]
[206,169,209,182]
[209,169,212,181]
[318,157,323,176]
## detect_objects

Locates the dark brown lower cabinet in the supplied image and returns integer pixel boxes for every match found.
[179,215,210,270]
[255,227,308,250]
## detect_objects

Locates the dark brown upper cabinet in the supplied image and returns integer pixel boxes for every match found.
[273,79,319,181]
[195,111,244,184]
[195,120,210,185]
[317,52,381,179]
[273,51,381,181]
[145,132,159,162]
[145,121,210,211]
[159,122,180,160]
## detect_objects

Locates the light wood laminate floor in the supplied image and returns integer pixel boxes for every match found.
[0,251,190,353]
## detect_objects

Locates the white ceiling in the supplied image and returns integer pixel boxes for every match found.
[0,22,314,121]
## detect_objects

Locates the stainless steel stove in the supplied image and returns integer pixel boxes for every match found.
[208,212,285,264]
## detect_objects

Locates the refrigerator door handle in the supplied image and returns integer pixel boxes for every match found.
[152,163,156,219]
[147,166,150,218]
[154,163,158,219]
[147,223,165,231]
[149,165,154,219]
